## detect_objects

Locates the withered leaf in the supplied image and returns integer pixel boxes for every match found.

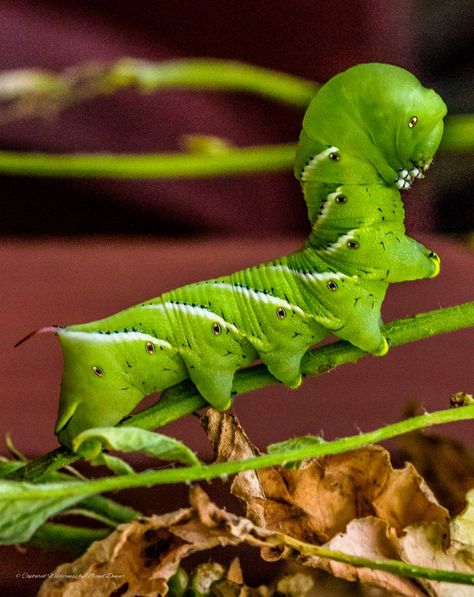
[398,405,474,515]
[203,409,473,596]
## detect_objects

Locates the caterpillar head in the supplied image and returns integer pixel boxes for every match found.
[297,63,447,188]
[393,86,447,186]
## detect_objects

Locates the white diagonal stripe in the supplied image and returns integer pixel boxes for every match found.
[301,146,339,181]
[61,330,174,349]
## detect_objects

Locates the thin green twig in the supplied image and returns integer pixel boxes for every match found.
[0,144,296,178]
[0,112,469,179]
[4,404,474,500]
[28,522,109,552]
[0,58,318,122]
[7,301,474,482]
[272,534,474,586]
[441,114,474,152]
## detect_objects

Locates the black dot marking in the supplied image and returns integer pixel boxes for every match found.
[347,240,359,250]
[92,366,103,377]
[327,280,338,292]
[276,307,287,319]
[408,115,418,128]
[335,194,347,204]
[145,341,155,354]
[212,322,222,335]
[329,152,340,161]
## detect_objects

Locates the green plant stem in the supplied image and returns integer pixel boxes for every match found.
[0,144,296,178]
[4,405,474,501]
[440,114,474,152]
[108,58,318,107]
[0,111,469,179]
[0,59,318,116]
[28,522,109,552]
[273,534,474,586]
[80,495,138,524]
[0,111,469,180]
[7,300,474,483]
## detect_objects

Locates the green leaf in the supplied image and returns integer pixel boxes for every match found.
[266,435,327,455]
[0,479,84,544]
[266,435,326,468]
[91,453,135,475]
[73,427,200,467]
[0,460,24,478]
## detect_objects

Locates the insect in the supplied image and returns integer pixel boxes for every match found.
[18,63,447,451]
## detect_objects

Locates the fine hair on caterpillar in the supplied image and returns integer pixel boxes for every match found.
[16,63,447,451]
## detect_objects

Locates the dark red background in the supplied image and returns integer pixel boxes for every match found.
[0,0,438,236]
[0,3,472,595]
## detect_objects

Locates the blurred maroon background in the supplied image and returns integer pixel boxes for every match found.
[0,3,472,595]
[0,0,449,236]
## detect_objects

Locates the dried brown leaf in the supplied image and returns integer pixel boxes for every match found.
[202,409,266,506]
[203,409,468,596]
[397,522,474,596]
[398,405,474,515]
[204,410,448,542]
[39,486,312,597]
[294,517,426,597]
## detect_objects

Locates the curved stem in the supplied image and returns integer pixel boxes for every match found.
[0,59,318,123]
[7,301,474,482]
[109,58,318,107]
[4,405,474,499]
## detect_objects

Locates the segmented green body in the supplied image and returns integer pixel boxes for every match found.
[52,63,447,449]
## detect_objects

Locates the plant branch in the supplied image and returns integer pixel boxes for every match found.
[7,301,474,482]
[0,111,469,179]
[0,144,296,178]
[27,522,109,552]
[3,404,474,500]
[0,58,318,124]
[270,533,474,586]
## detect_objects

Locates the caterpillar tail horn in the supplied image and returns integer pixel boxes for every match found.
[14,325,59,348]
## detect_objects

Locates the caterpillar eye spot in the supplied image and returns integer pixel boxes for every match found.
[335,194,347,204]
[347,240,360,250]
[211,322,222,335]
[408,116,418,128]
[329,152,340,161]
[145,341,155,354]
[276,307,287,319]
[327,280,338,292]
[92,366,104,377]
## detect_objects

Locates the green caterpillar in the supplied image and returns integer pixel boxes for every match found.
[19,63,447,451]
